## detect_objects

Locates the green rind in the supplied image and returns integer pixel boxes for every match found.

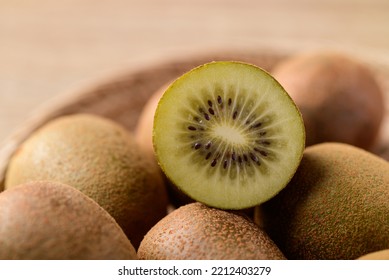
[153,61,305,209]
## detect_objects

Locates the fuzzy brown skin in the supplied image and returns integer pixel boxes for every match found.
[356,249,389,260]
[135,82,168,161]
[0,181,137,260]
[272,51,384,149]
[5,114,168,249]
[261,142,389,260]
[137,202,286,260]
[135,82,195,208]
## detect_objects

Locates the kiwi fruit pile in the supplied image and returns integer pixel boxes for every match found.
[1,49,389,260]
[5,114,168,249]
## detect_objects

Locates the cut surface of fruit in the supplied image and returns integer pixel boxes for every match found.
[153,61,305,209]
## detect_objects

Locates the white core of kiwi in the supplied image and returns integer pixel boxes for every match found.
[153,61,305,209]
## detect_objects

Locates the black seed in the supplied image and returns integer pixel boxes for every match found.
[261,140,271,145]
[217,95,222,104]
[233,111,238,120]
[250,153,260,164]
[254,147,267,156]
[228,98,232,106]
[205,141,212,149]
[208,108,215,115]
[251,122,262,129]
[243,154,248,162]
[194,116,201,123]
[238,156,243,163]
[208,100,213,107]
[223,160,228,169]
[204,113,210,120]
[211,159,217,167]
[231,152,236,161]
[205,152,212,160]
[194,143,201,149]
[188,126,197,131]
[259,131,267,136]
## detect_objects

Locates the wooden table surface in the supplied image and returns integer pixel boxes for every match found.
[1,0,389,143]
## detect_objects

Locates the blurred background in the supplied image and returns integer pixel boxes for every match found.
[1,0,389,142]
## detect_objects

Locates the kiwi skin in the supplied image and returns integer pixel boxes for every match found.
[5,113,168,249]
[272,51,384,149]
[137,202,286,260]
[356,249,389,260]
[260,142,389,260]
[135,82,170,162]
[135,82,195,208]
[0,181,137,260]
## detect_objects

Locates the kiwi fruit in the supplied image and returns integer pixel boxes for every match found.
[153,61,305,210]
[137,202,286,260]
[261,142,389,260]
[0,181,137,260]
[370,116,389,161]
[272,51,385,149]
[136,81,195,208]
[136,81,171,161]
[5,113,168,249]
[356,249,389,260]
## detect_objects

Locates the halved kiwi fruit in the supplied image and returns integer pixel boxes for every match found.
[153,61,305,209]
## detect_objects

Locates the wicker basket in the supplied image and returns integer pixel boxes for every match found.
[1,48,388,191]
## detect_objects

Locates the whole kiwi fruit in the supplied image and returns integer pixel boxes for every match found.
[272,51,384,149]
[261,142,389,260]
[135,81,195,208]
[0,181,137,260]
[138,202,286,260]
[135,81,170,161]
[5,113,168,248]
